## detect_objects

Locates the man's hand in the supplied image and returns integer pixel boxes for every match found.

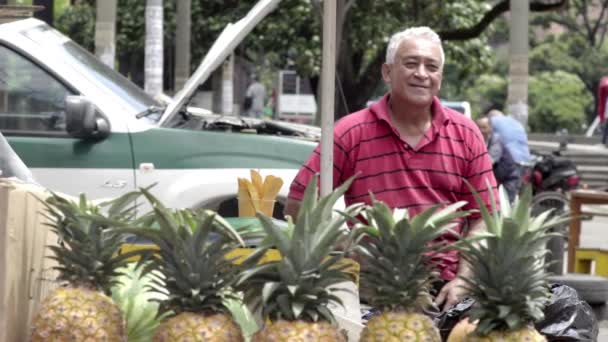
[434,277,468,312]
[434,218,484,311]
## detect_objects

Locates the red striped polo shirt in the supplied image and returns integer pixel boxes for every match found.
[288,93,498,280]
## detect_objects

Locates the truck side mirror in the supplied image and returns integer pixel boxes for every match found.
[65,96,110,140]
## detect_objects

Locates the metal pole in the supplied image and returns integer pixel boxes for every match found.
[320,0,336,196]
[507,0,529,127]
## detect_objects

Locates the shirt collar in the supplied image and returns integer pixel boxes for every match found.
[370,93,451,128]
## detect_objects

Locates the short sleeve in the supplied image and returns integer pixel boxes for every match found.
[288,132,353,201]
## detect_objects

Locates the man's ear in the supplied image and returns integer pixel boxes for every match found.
[381,63,391,84]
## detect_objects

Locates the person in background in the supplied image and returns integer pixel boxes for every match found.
[476,117,520,203]
[284,26,497,311]
[244,74,266,118]
[486,109,530,164]
[597,76,608,145]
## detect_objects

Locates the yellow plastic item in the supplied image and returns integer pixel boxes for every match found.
[237,171,283,217]
[575,248,608,276]
[119,244,359,285]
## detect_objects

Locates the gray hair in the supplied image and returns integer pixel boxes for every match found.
[385,27,444,67]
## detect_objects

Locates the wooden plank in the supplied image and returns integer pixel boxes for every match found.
[0,181,12,342]
[0,181,29,342]
[0,180,59,342]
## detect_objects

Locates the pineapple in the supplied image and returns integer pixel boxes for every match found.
[31,190,142,341]
[356,198,470,342]
[122,188,246,342]
[236,176,364,341]
[447,185,571,341]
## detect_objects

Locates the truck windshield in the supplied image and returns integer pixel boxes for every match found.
[21,24,161,117]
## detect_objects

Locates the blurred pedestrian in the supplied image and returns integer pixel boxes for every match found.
[597,76,608,145]
[244,74,266,118]
[486,109,530,164]
[476,117,520,202]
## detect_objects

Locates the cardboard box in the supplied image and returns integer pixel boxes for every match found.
[0,179,59,342]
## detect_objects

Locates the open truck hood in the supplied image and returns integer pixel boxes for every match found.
[158,0,281,126]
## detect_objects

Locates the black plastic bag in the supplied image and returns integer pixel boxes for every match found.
[537,284,598,341]
[436,284,599,341]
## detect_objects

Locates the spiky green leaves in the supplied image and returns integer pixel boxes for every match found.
[460,184,572,336]
[119,188,245,316]
[355,199,469,312]
[236,176,363,324]
[41,190,143,294]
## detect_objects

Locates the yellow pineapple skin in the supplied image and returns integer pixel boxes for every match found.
[251,320,346,342]
[153,312,244,342]
[448,319,547,342]
[31,286,126,342]
[360,311,441,342]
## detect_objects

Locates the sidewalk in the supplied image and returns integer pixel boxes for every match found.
[599,320,608,340]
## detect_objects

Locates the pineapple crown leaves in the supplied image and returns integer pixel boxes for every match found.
[116,187,246,316]
[235,175,364,324]
[111,264,170,341]
[460,181,572,336]
[39,190,143,294]
[354,198,470,312]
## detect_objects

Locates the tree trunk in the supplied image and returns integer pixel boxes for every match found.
[506,0,530,127]
[94,0,117,69]
[221,54,235,116]
[144,0,164,97]
[174,0,191,91]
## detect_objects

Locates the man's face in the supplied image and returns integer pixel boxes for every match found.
[382,38,443,107]
[477,118,492,141]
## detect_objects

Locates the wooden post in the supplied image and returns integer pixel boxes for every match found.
[319,0,336,196]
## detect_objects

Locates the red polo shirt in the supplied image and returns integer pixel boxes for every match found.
[288,94,498,280]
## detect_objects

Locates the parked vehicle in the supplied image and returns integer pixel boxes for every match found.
[440,100,471,118]
[526,149,580,195]
[523,149,580,275]
[0,9,316,218]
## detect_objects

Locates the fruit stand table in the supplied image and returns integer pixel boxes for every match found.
[568,189,608,273]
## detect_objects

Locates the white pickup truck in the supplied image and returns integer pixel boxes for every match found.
[0,14,318,217]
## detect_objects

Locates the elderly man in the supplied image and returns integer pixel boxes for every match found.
[285,26,497,311]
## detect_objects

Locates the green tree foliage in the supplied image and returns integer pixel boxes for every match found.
[56,0,566,119]
[464,74,508,118]
[530,0,608,121]
[528,71,589,133]
[55,2,95,51]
